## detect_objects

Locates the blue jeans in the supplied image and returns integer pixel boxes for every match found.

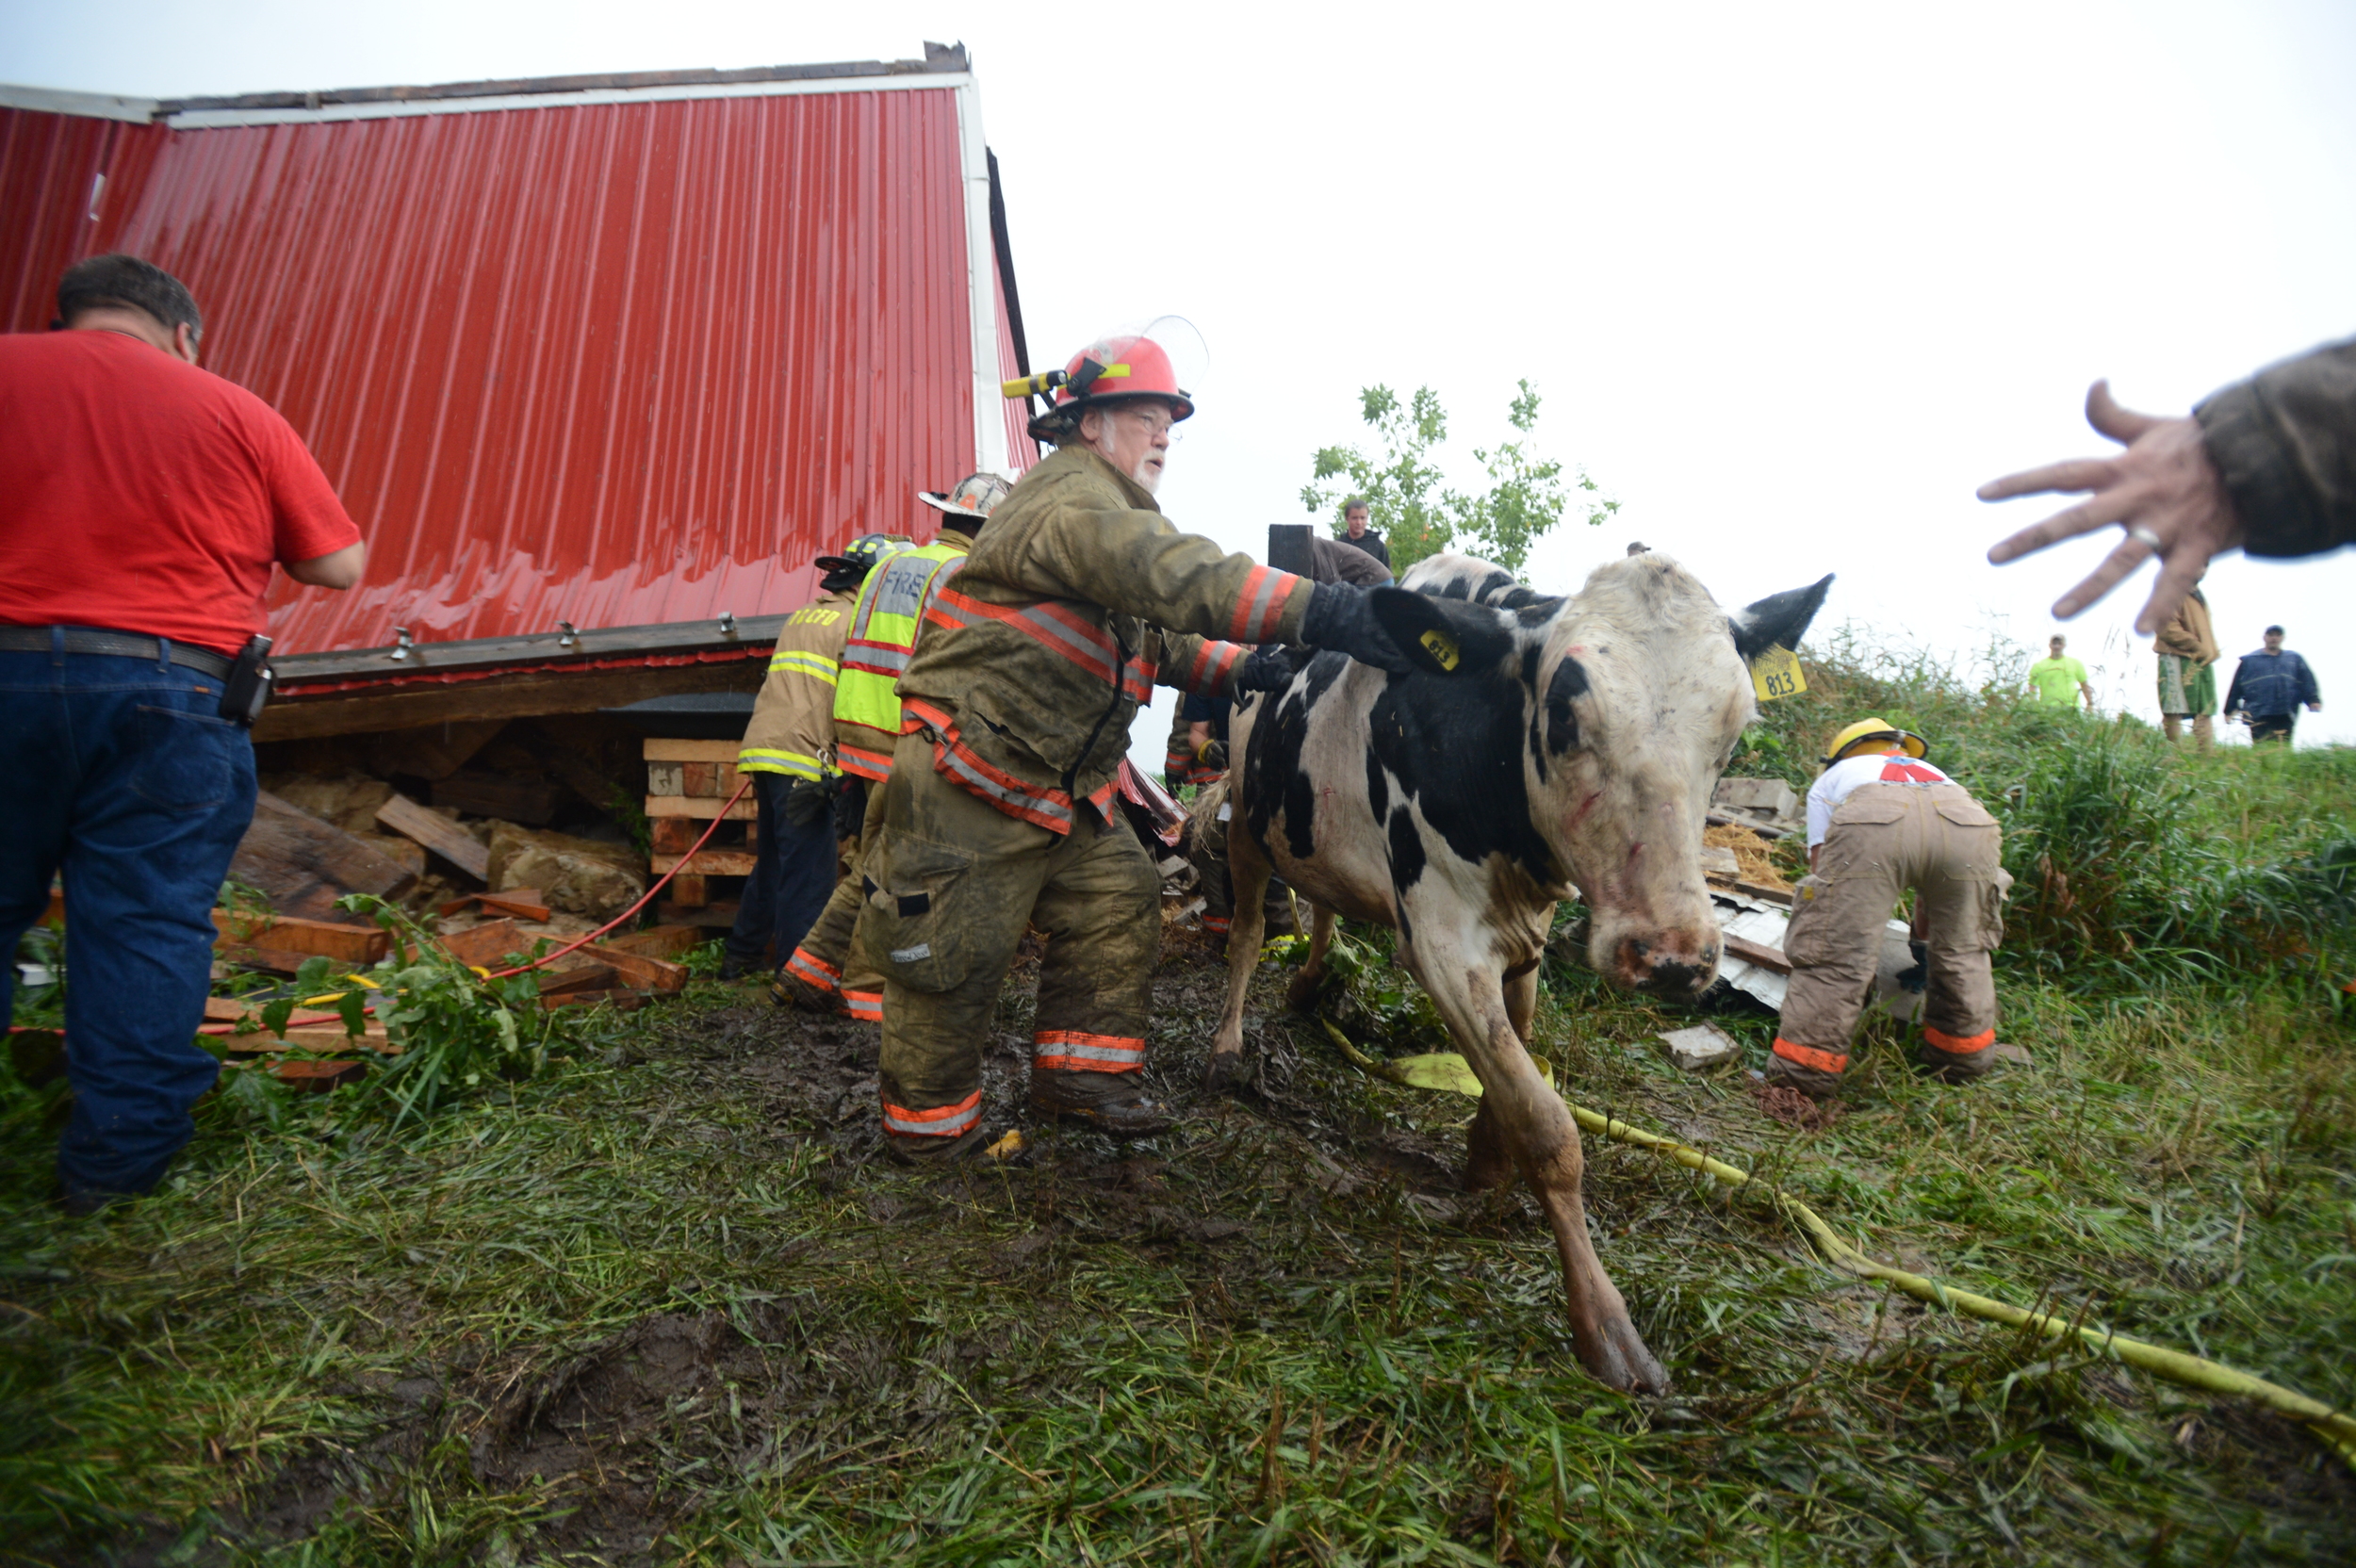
[0,642,256,1199]
[726,774,840,970]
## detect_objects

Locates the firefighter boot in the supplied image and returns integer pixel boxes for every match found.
[1761,1050,1844,1102]
[1912,1031,1998,1085]
[1029,1069,1174,1136]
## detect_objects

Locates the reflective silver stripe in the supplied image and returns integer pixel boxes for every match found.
[1036,1039,1144,1065]
[882,1100,978,1135]
[1010,602,1118,678]
[934,737,1072,826]
[842,639,911,675]
[1238,571,1283,641]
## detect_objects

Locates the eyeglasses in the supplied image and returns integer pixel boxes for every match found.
[1111,405,1176,437]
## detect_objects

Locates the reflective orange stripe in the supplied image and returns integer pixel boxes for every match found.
[787,948,841,992]
[882,1088,980,1136]
[1034,1029,1145,1072]
[836,743,895,783]
[1227,566,1303,644]
[901,697,1078,834]
[843,988,883,1022]
[1201,915,1232,933]
[1772,1038,1849,1074]
[1186,639,1245,694]
[1922,1024,1994,1055]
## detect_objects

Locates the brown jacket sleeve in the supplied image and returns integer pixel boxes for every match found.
[2194,335,2356,560]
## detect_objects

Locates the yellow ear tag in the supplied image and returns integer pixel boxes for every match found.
[1418,629,1462,671]
[1751,644,1806,701]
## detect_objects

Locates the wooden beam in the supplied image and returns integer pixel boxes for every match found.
[642,738,746,763]
[646,793,759,821]
[230,791,419,921]
[254,658,766,743]
[375,792,491,881]
[652,849,759,876]
[1722,933,1792,975]
[599,923,706,959]
[211,910,389,964]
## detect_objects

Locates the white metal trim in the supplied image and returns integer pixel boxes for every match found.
[953,79,1007,481]
[163,72,973,129]
[0,84,160,123]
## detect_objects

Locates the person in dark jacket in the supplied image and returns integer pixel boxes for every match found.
[2223,626,2323,743]
[1978,337,2355,631]
[1336,496,1390,571]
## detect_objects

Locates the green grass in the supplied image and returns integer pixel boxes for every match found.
[4,637,2353,1565]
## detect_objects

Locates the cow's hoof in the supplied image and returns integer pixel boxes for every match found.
[1201,1049,1252,1096]
[1283,969,1329,1014]
[1582,1318,1672,1396]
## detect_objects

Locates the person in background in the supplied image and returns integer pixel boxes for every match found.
[1336,496,1390,572]
[1764,719,2013,1102]
[0,254,366,1215]
[2223,625,2322,744]
[1979,338,2354,630]
[2023,634,2092,710]
[2152,576,2220,750]
[726,535,897,980]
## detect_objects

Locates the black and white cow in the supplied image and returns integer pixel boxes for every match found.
[1208,549,1831,1395]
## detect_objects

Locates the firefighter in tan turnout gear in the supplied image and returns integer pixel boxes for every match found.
[1764,718,2015,1101]
[778,474,1012,1021]
[862,329,1437,1156]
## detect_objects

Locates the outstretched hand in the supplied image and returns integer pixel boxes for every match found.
[1978,381,2245,634]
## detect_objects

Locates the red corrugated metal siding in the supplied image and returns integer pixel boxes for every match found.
[994,247,1039,477]
[0,110,151,331]
[4,90,976,656]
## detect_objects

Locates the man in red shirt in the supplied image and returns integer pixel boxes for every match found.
[0,254,366,1214]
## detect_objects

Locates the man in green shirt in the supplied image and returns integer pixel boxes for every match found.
[2025,634,2093,710]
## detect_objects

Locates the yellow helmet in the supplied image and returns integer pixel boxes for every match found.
[1823,717,1928,765]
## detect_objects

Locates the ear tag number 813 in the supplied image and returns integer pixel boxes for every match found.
[1751,644,1806,702]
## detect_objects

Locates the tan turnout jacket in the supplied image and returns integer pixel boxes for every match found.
[894,445,1312,834]
[2152,585,2219,665]
[738,587,858,779]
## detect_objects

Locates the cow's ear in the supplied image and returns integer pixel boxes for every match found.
[1369,586,1517,677]
[1729,574,1833,662]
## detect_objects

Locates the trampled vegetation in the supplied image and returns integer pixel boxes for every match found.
[3,639,2351,1565]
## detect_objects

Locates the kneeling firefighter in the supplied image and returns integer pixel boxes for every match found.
[862,327,1448,1156]
[779,472,1013,1020]
[1764,718,2016,1100]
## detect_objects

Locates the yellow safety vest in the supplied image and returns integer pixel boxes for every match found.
[832,537,971,781]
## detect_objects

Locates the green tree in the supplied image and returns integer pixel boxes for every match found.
[1301,379,1616,577]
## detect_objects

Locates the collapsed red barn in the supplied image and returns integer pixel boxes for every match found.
[0,42,1040,744]
[1,45,1048,928]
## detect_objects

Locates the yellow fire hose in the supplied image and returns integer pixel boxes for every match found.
[1318,1019,2356,1466]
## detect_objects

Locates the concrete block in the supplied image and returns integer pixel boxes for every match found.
[1659,1022,1742,1071]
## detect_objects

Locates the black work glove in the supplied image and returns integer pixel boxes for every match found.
[831,775,869,841]
[1297,581,1416,674]
[1196,739,1230,772]
[1232,646,1297,693]
[779,777,832,829]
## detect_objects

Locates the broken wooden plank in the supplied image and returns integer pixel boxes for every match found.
[431,918,529,970]
[255,1057,369,1091]
[536,960,618,996]
[598,924,705,960]
[541,987,649,1012]
[211,910,389,964]
[1706,808,1790,841]
[375,792,491,881]
[365,717,506,781]
[644,792,759,821]
[1722,933,1792,975]
[651,850,758,876]
[431,769,563,825]
[478,890,553,923]
[581,943,688,995]
[231,790,419,921]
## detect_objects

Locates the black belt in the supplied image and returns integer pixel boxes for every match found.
[0,625,235,680]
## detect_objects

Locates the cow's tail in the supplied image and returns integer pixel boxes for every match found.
[1185,771,1231,850]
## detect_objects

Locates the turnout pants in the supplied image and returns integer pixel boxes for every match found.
[859,731,1159,1140]
[1775,783,2011,1080]
[784,780,889,1021]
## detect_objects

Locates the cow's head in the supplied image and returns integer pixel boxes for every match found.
[1373,552,1830,996]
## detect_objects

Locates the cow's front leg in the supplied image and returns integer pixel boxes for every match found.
[1205,823,1273,1091]
[1419,948,1669,1395]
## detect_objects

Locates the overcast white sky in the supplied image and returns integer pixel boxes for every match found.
[8,1,2351,755]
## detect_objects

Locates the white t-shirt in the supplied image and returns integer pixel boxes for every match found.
[1805,751,1952,846]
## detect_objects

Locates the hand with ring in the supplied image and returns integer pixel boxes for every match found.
[1977,381,2245,634]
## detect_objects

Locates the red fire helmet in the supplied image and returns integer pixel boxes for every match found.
[1025,332,1196,441]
